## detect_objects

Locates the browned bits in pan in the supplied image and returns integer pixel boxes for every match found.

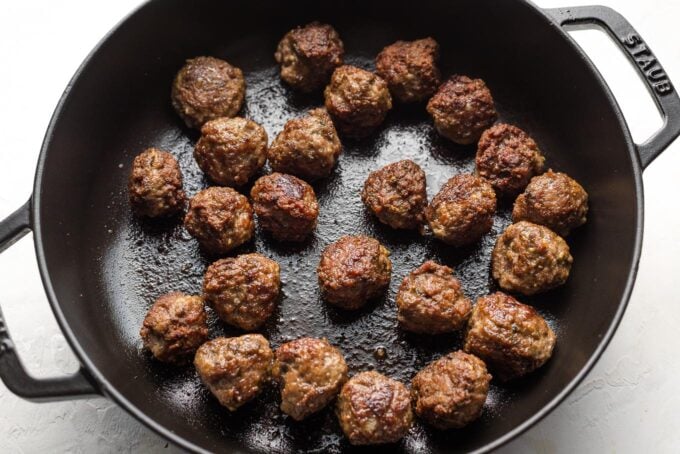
[128,148,185,218]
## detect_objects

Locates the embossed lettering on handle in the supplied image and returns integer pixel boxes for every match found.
[621,33,674,95]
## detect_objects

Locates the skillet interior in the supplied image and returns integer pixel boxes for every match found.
[34,0,640,452]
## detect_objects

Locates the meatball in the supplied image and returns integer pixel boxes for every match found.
[184,187,254,255]
[396,261,472,334]
[425,174,497,247]
[203,253,280,330]
[375,37,440,103]
[139,292,208,364]
[250,173,319,242]
[275,22,344,93]
[194,117,268,187]
[268,108,342,181]
[171,56,245,129]
[426,75,497,145]
[336,371,413,445]
[513,170,589,236]
[476,123,546,198]
[492,221,572,295]
[194,335,273,411]
[463,292,556,380]
[272,337,348,421]
[411,351,491,429]
[324,65,393,138]
[361,160,427,230]
[317,236,392,310]
[128,148,185,218]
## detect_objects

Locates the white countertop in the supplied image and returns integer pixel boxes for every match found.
[1,1,678,452]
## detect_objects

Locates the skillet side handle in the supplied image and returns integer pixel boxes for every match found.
[0,200,100,402]
[546,5,680,169]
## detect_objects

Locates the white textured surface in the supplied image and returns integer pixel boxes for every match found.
[0,1,679,452]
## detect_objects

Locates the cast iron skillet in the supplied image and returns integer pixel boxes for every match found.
[0,1,678,452]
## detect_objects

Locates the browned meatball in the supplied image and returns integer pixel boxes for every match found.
[513,170,589,236]
[203,253,280,330]
[139,292,208,364]
[171,56,245,129]
[463,292,556,381]
[492,221,572,295]
[194,117,268,187]
[272,337,348,421]
[336,371,413,445]
[250,173,319,242]
[128,148,185,218]
[426,75,497,145]
[361,160,427,230]
[184,187,254,255]
[324,65,393,138]
[268,108,342,181]
[317,236,392,310]
[411,351,491,429]
[396,261,472,334]
[425,174,497,246]
[194,334,273,411]
[375,37,440,103]
[275,22,344,93]
[476,123,546,198]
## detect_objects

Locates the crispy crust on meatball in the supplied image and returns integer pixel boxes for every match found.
[361,160,428,230]
[463,292,556,381]
[275,22,344,92]
[426,75,497,145]
[411,351,491,429]
[250,173,319,242]
[336,371,413,445]
[317,236,392,310]
[272,337,348,421]
[184,187,254,255]
[128,148,185,218]
[492,221,572,295]
[396,261,472,334]
[139,292,208,364]
[171,56,245,129]
[476,123,545,198]
[425,174,497,246]
[513,170,588,236]
[324,65,393,138]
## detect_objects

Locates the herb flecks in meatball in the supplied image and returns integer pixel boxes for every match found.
[376,37,440,103]
[128,148,185,218]
[464,292,556,381]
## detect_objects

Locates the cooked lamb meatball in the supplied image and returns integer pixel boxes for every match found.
[513,170,589,236]
[324,65,393,138]
[411,351,491,429]
[194,334,273,411]
[361,160,427,230]
[203,253,280,330]
[184,187,254,255]
[425,174,497,246]
[396,261,472,334]
[476,123,545,198]
[250,173,319,242]
[194,117,268,187]
[463,292,556,380]
[128,148,185,218]
[171,56,245,129]
[139,292,208,364]
[375,37,440,103]
[272,337,348,421]
[426,75,497,145]
[317,236,392,310]
[268,108,342,181]
[492,221,572,295]
[275,22,344,93]
[336,371,413,445]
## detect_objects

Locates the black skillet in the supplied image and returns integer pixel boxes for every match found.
[1,1,679,452]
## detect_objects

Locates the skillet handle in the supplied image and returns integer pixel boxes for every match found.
[546,5,680,169]
[0,200,100,401]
